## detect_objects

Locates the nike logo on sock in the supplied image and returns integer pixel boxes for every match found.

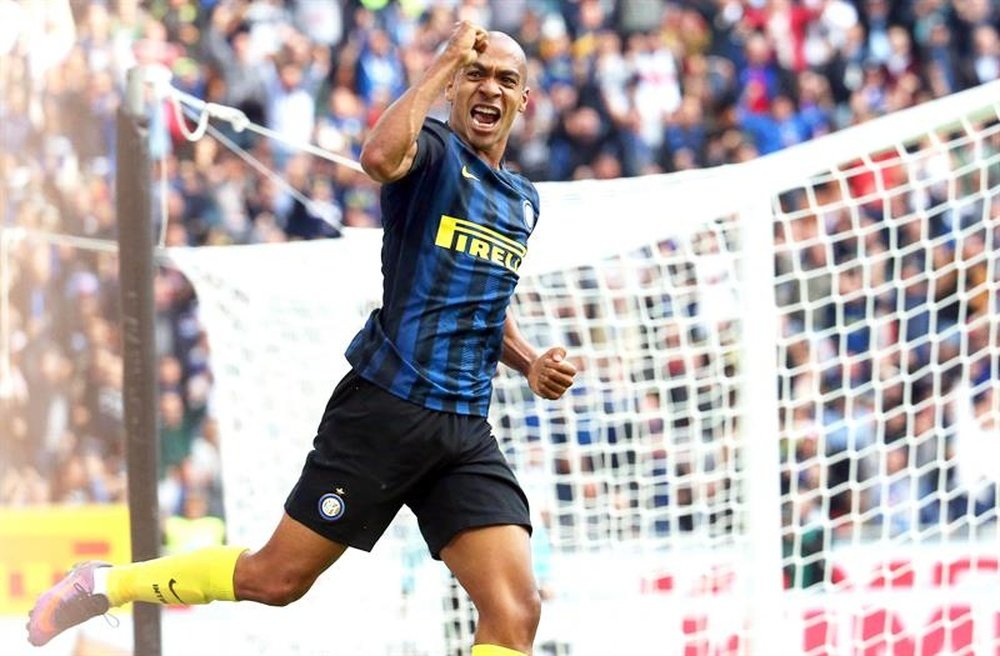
[168,578,186,604]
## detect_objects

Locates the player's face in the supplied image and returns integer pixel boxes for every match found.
[446,36,529,161]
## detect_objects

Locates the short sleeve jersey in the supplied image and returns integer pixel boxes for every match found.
[346,118,540,416]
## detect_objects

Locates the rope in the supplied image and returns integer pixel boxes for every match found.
[7,227,121,253]
[166,85,365,174]
[178,104,342,230]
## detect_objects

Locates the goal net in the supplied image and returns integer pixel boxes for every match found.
[167,80,1000,655]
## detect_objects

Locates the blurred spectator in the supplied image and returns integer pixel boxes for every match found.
[264,45,329,167]
[738,31,783,115]
[355,27,405,105]
[164,487,226,555]
[966,24,1000,88]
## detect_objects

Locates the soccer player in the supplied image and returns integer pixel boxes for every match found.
[27,22,576,656]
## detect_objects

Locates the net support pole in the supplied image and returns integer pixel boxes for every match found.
[117,66,162,656]
[738,192,785,655]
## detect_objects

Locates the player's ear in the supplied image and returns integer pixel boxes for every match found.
[445,75,456,103]
[517,86,530,113]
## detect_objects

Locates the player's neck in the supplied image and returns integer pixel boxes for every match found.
[471,145,506,170]
[461,134,507,169]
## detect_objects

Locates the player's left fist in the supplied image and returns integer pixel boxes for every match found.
[528,347,577,400]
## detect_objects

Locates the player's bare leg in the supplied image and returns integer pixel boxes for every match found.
[234,512,348,605]
[441,524,540,655]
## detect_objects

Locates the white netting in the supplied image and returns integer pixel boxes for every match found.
[167,80,1000,655]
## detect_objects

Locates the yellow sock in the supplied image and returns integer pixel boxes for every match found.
[105,546,246,607]
[470,646,526,656]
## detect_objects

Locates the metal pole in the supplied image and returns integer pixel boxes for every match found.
[117,65,162,656]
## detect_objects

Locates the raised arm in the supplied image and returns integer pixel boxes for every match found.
[501,313,577,400]
[359,21,487,183]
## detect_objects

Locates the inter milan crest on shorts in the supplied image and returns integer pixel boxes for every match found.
[318,491,346,521]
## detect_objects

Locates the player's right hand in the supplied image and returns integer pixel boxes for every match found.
[445,20,488,67]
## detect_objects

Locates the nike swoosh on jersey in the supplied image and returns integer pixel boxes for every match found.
[461,165,480,181]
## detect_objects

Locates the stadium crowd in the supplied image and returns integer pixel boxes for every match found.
[1,0,998,577]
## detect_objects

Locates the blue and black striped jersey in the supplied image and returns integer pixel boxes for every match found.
[346,119,540,416]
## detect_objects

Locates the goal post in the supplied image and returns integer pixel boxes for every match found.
[165,80,1000,655]
[739,192,785,655]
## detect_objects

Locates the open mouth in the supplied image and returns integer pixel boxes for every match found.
[470,105,501,129]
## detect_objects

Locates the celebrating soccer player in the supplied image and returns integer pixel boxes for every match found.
[28,21,576,656]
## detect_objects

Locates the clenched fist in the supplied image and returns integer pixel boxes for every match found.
[528,347,577,400]
[445,20,489,67]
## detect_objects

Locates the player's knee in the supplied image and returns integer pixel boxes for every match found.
[519,587,542,629]
[481,587,541,643]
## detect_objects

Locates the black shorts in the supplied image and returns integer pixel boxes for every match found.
[284,369,531,559]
